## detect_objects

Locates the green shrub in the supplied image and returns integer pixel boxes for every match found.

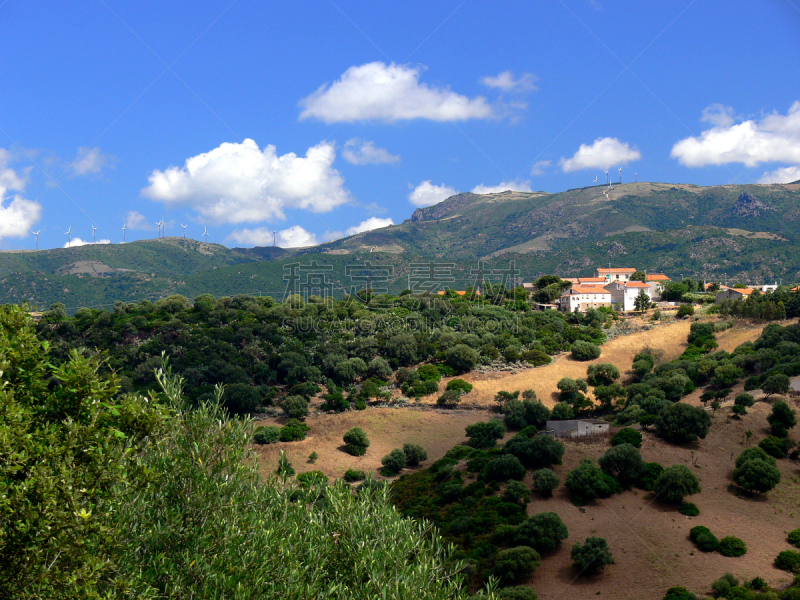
[678,503,699,516]
[571,340,601,361]
[711,573,738,598]
[735,446,776,468]
[676,304,695,318]
[343,427,370,456]
[734,393,755,407]
[465,420,506,449]
[281,395,310,420]
[775,550,800,573]
[718,536,747,557]
[599,443,645,486]
[436,389,462,405]
[531,468,560,498]
[403,443,428,467]
[570,537,613,576]
[768,399,797,437]
[446,378,473,394]
[493,546,541,584]
[636,462,664,491]
[296,470,327,488]
[417,364,441,382]
[502,481,531,505]
[444,445,473,460]
[586,362,620,386]
[444,344,479,373]
[280,419,310,441]
[689,526,719,552]
[550,401,574,420]
[252,425,281,444]
[481,455,526,482]
[760,435,793,459]
[496,586,539,600]
[504,434,565,469]
[733,458,781,494]
[381,449,407,476]
[655,403,711,445]
[514,512,569,553]
[565,459,610,505]
[663,587,696,600]
[653,465,700,504]
[788,528,800,548]
[343,468,366,482]
[611,427,642,448]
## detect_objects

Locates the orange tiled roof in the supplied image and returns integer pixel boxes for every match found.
[577,277,606,283]
[572,285,612,294]
[436,290,481,296]
[646,274,670,281]
[730,288,754,295]
[624,281,651,288]
[596,268,636,273]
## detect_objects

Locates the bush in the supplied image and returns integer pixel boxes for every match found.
[505,434,565,469]
[514,512,569,553]
[733,458,781,494]
[763,373,791,398]
[788,528,800,548]
[759,436,792,459]
[689,526,719,552]
[503,480,531,505]
[586,363,621,386]
[663,587,697,600]
[296,470,327,488]
[444,445,473,460]
[768,399,797,437]
[678,502,699,517]
[571,340,601,361]
[343,468,366,482]
[653,465,700,504]
[403,443,428,466]
[493,546,541,584]
[599,443,645,486]
[252,425,281,444]
[417,364,441,382]
[343,427,370,456]
[718,536,747,557]
[775,550,800,573]
[503,398,551,431]
[481,455,526,482]
[734,393,755,408]
[565,459,610,505]
[550,402,574,420]
[570,537,613,576]
[711,573,738,598]
[282,395,310,420]
[531,468,560,498]
[465,420,506,449]
[676,304,695,318]
[496,586,539,600]
[655,403,711,445]
[444,344,479,373]
[437,389,462,405]
[381,449,407,476]
[735,446,776,468]
[611,427,642,448]
[280,419,311,442]
[637,462,664,491]
[446,378,473,394]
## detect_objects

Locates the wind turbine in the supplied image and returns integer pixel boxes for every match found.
[181,223,187,238]
[91,225,97,243]
[635,172,638,183]
[122,223,127,243]
[272,231,277,247]
[604,169,609,185]
[65,226,72,245]
[203,226,209,243]
[0,236,3,251]
[618,167,623,184]
[593,176,598,186]
[31,230,40,250]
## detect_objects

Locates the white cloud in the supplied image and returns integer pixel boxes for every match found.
[559,137,642,172]
[64,237,111,248]
[142,139,351,223]
[480,71,538,93]
[227,225,319,248]
[72,146,112,175]
[124,210,154,230]
[342,139,400,165]
[408,181,458,207]
[0,152,41,238]
[364,202,387,214]
[345,217,394,236]
[671,102,800,167]
[471,180,532,194]
[701,103,736,128]
[299,62,495,123]
[531,160,551,176]
[757,165,800,184]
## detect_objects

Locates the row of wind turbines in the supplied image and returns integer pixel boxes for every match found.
[20,222,211,250]
[592,168,639,200]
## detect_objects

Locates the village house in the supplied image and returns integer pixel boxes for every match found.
[595,267,637,283]
[748,283,778,293]
[715,287,755,303]
[559,284,612,313]
[545,419,610,438]
[604,280,654,311]
[645,273,671,294]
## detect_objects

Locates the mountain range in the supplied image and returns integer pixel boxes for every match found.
[2,181,799,311]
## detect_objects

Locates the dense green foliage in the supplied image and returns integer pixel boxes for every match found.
[775,550,800,574]
[653,465,700,504]
[343,427,370,456]
[655,403,711,444]
[689,526,719,552]
[571,340,601,361]
[565,459,612,505]
[570,537,613,576]
[733,457,781,494]
[599,443,645,486]
[531,468,560,497]
[466,420,507,449]
[382,448,408,475]
[611,427,642,448]
[718,536,747,557]
[513,512,569,553]
[493,547,540,583]
[768,400,797,437]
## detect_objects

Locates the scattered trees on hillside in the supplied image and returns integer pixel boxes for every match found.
[653,465,700,504]
[767,400,797,437]
[655,403,711,445]
[571,537,613,576]
[343,427,370,456]
[465,420,506,448]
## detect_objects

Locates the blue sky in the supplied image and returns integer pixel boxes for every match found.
[1,0,799,250]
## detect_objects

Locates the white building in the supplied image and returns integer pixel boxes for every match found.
[559,285,612,313]
[545,419,610,438]
[604,281,654,312]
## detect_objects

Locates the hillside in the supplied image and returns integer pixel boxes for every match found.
[2,182,800,310]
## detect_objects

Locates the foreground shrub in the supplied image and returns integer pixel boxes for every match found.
[344,468,367,482]
[493,546,541,584]
[280,418,311,441]
[503,481,531,505]
[718,536,747,557]
[711,574,739,598]
[586,363,620,386]
[446,379,473,394]
[571,340,601,361]
[654,465,700,504]
[381,449,407,476]
[732,457,781,494]
[531,468,560,498]
[678,503,699,517]
[689,526,719,552]
[343,427,370,456]
[497,586,539,600]
[253,425,281,444]
[570,537,613,576]
[775,550,800,573]
[403,443,428,467]
[611,427,642,448]
[514,512,569,553]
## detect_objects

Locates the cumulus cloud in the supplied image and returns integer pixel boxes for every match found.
[142,139,351,223]
[408,181,458,207]
[559,137,642,172]
[299,62,494,123]
[531,160,551,176]
[0,151,41,238]
[124,210,154,230]
[757,165,800,184]
[701,103,737,128]
[671,102,800,167]
[342,139,400,165]
[480,71,538,92]
[364,202,388,214]
[228,225,320,248]
[471,180,533,194]
[64,237,111,248]
[345,217,394,236]
[72,146,113,175]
